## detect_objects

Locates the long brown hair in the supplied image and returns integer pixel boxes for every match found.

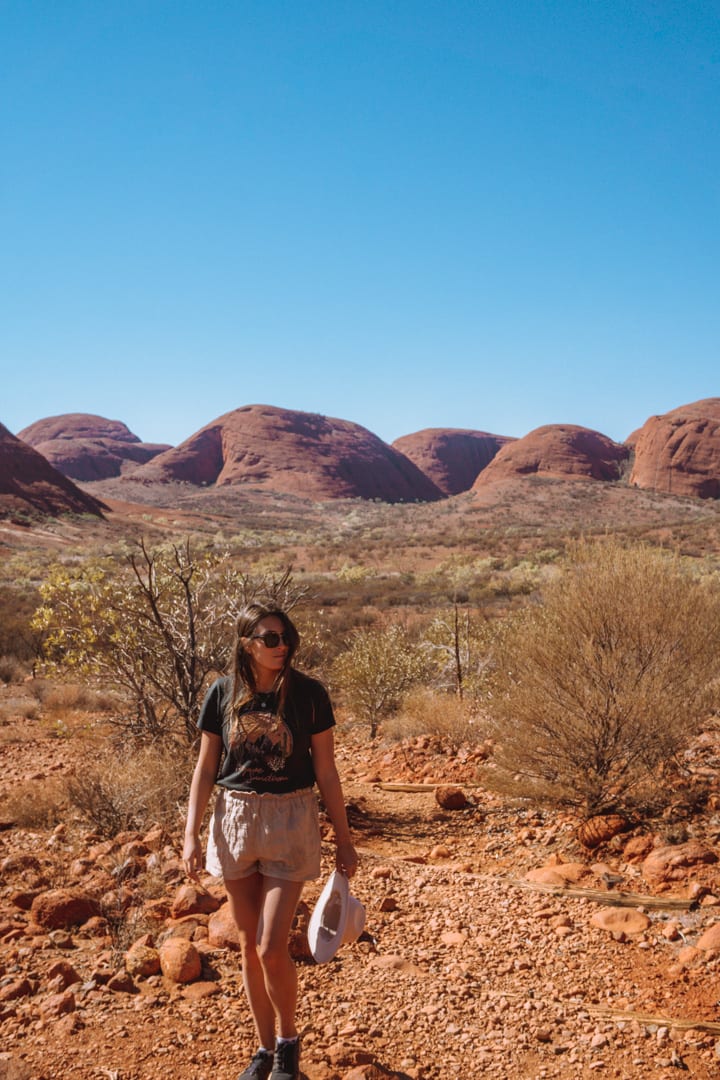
[230,603,300,717]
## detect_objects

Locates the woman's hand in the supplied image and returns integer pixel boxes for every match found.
[336,838,359,879]
[182,834,203,881]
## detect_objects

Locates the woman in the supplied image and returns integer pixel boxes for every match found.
[183,603,358,1080]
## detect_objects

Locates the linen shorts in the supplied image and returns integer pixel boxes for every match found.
[206,787,322,882]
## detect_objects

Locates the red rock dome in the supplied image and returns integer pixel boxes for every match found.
[0,423,107,519]
[18,414,170,481]
[629,398,720,499]
[472,424,629,489]
[392,428,514,496]
[130,405,444,502]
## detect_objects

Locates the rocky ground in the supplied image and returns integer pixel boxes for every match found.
[1,703,720,1080]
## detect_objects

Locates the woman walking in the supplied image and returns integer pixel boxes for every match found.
[183,603,358,1080]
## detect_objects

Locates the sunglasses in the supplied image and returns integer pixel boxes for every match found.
[250,631,291,648]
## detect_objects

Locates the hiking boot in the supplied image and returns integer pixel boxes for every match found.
[271,1037,300,1080]
[238,1049,273,1080]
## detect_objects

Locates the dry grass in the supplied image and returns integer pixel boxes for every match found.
[0,777,68,828]
[0,655,29,684]
[383,688,482,749]
[38,682,121,714]
[65,740,194,838]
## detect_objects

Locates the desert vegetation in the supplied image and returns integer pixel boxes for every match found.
[2,495,715,824]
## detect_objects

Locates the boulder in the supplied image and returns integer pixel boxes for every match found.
[576,815,630,850]
[171,883,222,919]
[435,786,468,811]
[30,889,101,929]
[207,903,241,951]
[159,938,202,984]
[641,841,718,884]
[696,922,720,952]
[589,908,651,936]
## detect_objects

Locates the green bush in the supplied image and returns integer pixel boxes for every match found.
[330,623,429,738]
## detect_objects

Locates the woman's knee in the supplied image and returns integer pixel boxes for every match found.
[257,938,291,975]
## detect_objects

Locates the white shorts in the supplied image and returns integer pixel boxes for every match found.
[206,787,322,882]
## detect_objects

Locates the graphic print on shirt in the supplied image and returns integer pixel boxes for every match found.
[228,708,293,779]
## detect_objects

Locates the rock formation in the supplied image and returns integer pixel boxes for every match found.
[129,404,443,502]
[472,424,630,490]
[392,428,514,495]
[17,414,170,481]
[629,398,720,499]
[0,423,107,519]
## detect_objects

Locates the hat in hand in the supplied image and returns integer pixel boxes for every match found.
[307,870,366,964]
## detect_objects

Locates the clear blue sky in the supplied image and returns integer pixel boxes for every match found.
[2,1,718,448]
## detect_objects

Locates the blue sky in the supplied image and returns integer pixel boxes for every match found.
[2,1,718,448]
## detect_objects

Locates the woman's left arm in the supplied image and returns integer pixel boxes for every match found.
[312,727,359,878]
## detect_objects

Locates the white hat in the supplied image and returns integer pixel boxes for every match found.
[307,870,366,964]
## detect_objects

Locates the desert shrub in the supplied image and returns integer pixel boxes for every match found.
[39,682,121,714]
[0,655,28,684]
[483,539,720,815]
[66,741,194,838]
[330,623,430,738]
[33,541,307,744]
[0,695,40,722]
[0,777,68,828]
[0,584,42,665]
[384,688,480,748]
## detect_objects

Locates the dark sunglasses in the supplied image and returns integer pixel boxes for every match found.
[251,631,291,648]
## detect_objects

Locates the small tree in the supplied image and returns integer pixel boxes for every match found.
[484,539,720,815]
[330,623,428,738]
[32,540,307,743]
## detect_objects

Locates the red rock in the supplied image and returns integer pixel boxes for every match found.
[622,835,654,862]
[124,943,161,978]
[696,922,720,952]
[107,969,137,993]
[18,413,169,481]
[473,424,629,489]
[129,404,443,502]
[30,889,101,929]
[629,398,720,498]
[159,938,202,983]
[0,424,107,520]
[171,883,222,918]
[435,786,468,811]
[39,988,75,1017]
[589,908,651,936]
[46,961,81,988]
[576,815,631,850]
[180,981,221,1000]
[0,978,34,1002]
[641,841,718,884]
[391,428,514,495]
[207,902,240,951]
[525,868,567,887]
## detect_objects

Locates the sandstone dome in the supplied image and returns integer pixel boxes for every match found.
[129,404,444,502]
[472,424,629,490]
[18,414,170,481]
[629,398,720,499]
[0,423,107,519]
[392,428,514,496]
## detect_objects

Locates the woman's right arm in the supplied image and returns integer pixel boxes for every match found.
[182,731,223,880]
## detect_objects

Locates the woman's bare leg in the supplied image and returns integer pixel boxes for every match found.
[224,873,276,1049]
[257,877,305,1038]
[224,874,305,1045]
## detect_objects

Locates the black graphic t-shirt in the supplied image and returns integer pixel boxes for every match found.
[197,670,335,794]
